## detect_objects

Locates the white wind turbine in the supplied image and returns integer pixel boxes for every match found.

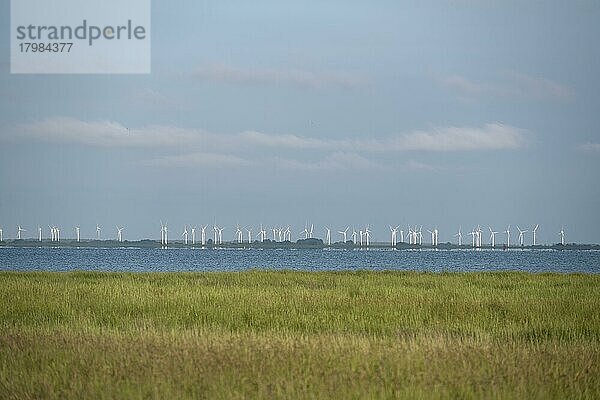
[408,226,414,245]
[417,226,423,246]
[17,225,26,240]
[390,225,399,246]
[309,224,314,239]
[217,226,224,245]
[0,227,3,242]
[116,226,124,242]
[191,226,196,245]
[359,229,364,246]
[278,227,284,242]
[351,227,358,244]
[434,228,439,246]
[488,227,498,248]
[246,227,252,244]
[160,221,165,245]
[284,226,291,241]
[454,226,462,246]
[75,226,80,242]
[469,228,476,248]
[48,225,55,242]
[365,226,371,247]
[182,225,189,245]
[559,226,565,245]
[38,226,42,242]
[325,227,331,246]
[272,227,278,242]
[532,224,539,246]
[96,225,101,241]
[505,225,511,248]
[476,225,483,248]
[213,225,219,244]
[201,225,207,246]
[399,228,404,243]
[235,225,243,244]
[338,226,349,243]
[517,226,527,247]
[301,225,309,240]
[56,226,60,242]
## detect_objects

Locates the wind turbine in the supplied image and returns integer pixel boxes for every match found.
[0,227,3,242]
[160,221,165,245]
[56,227,60,242]
[309,224,314,239]
[325,227,331,246]
[217,226,224,245]
[560,226,565,245]
[417,226,423,246]
[272,227,278,242]
[116,226,124,242]
[17,225,26,240]
[235,225,243,244]
[390,225,399,246]
[284,226,291,241]
[427,228,435,246]
[246,227,252,244]
[182,225,189,245]
[96,225,102,241]
[191,226,196,245]
[399,229,404,243]
[359,229,364,246]
[517,226,527,247]
[75,226,80,242]
[454,226,462,246]
[505,225,511,248]
[338,226,349,243]
[434,228,439,246]
[201,225,207,246]
[301,225,309,240]
[488,227,498,248]
[532,224,539,246]
[351,227,358,244]
[38,226,42,242]
[213,225,219,244]
[476,225,483,247]
[469,228,476,248]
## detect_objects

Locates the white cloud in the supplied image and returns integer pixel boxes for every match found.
[439,72,573,101]
[578,142,600,152]
[145,152,252,167]
[277,152,384,172]
[12,118,526,155]
[192,64,365,89]
[15,117,206,148]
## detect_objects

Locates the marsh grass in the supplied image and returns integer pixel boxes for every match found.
[0,271,599,399]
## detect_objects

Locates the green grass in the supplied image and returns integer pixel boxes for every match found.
[0,271,599,399]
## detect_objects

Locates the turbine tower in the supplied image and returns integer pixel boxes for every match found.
[0,227,3,242]
[390,225,399,247]
[338,226,349,243]
[182,225,189,245]
[325,227,331,246]
[17,225,25,240]
[75,226,80,242]
[201,225,207,246]
[559,226,565,245]
[38,226,42,242]
[116,226,124,242]
[455,226,462,246]
[246,227,252,244]
[191,226,196,245]
[488,227,498,248]
[96,225,101,241]
[505,225,511,248]
[516,226,527,247]
[532,224,539,246]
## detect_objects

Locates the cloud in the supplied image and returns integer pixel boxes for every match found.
[14,117,208,148]
[392,123,525,151]
[145,152,252,168]
[439,72,573,101]
[277,152,384,172]
[192,64,365,89]
[240,123,525,152]
[578,142,600,152]
[12,118,525,154]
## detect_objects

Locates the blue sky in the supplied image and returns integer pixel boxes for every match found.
[1,1,599,244]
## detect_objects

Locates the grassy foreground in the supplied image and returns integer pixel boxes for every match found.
[0,271,599,399]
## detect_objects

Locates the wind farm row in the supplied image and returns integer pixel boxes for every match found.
[0,222,572,248]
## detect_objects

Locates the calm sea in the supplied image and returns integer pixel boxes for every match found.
[0,247,599,273]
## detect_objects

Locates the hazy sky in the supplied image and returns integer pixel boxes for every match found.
[1,1,599,244]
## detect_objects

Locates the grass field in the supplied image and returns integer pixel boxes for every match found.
[0,271,599,399]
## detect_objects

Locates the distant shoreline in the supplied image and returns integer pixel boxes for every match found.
[1,238,598,251]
